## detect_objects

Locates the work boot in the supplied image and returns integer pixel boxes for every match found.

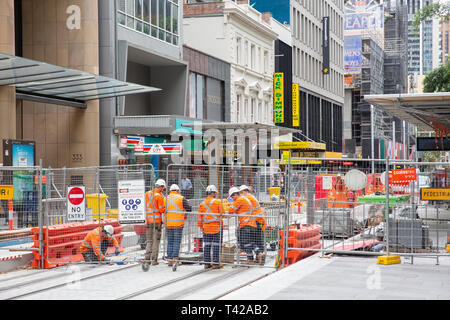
[173,257,182,265]
[212,264,223,269]
[151,260,159,266]
[257,253,264,265]
[204,264,212,269]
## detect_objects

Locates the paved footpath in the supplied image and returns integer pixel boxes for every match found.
[221,254,450,300]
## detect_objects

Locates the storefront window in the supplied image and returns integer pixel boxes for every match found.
[189,72,225,121]
[118,0,179,46]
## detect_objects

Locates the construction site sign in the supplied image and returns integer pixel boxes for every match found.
[420,188,450,201]
[391,168,417,184]
[118,180,146,225]
[0,185,14,200]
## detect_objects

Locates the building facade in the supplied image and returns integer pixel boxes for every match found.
[0,0,101,168]
[183,0,277,126]
[102,0,188,166]
[253,0,345,152]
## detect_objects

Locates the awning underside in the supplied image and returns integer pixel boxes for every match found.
[364,93,450,131]
[0,53,160,107]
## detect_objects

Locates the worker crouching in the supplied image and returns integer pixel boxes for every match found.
[198,185,224,270]
[80,225,120,263]
[165,184,192,267]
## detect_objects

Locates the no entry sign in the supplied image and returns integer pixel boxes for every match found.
[67,186,86,221]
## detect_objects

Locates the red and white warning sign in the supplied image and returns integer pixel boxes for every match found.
[67,186,86,221]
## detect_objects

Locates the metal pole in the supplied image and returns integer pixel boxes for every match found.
[385,157,390,256]
[392,121,396,161]
[371,105,375,175]
[37,160,43,269]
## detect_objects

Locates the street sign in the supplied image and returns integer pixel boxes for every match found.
[118,180,146,224]
[0,185,14,200]
[67,186,86,221]
[420,188,450,201]
[381,169,417,186]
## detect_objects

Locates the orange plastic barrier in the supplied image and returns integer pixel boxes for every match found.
[278,224,322,267]
[31,219,124,269]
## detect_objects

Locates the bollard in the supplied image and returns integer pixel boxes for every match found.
[8,200,13,231]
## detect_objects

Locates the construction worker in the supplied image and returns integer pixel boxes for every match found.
[198,185,224,269]
[165,184,192,267]
[144,179,166,265]
[228,186,258,265]
[242,185,266,265]
[80,225,119,263]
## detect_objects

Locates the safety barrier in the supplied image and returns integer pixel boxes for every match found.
[278,224,322,266]
[30,219,123,269]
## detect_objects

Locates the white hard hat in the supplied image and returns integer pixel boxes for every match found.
[206,185,218,193]
[239,185,250,192]
[103,225,114,237]
[170,184,180,192]
[229,187,240,197]
[155,179,166,187]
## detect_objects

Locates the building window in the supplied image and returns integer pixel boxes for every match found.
[236,94,241,122]
[117,0,179,46]
[251,44,256,69]
[264,51,268,74]
[189,72,224,121]
[236,37,242,64]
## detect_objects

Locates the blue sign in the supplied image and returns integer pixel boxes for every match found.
[344,35,362,73]
[12,144,35,167]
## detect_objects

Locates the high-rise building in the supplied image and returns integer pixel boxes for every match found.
[407,0,441,92]
[440,20,450,65]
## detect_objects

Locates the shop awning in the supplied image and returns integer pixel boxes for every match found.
[0,53,160,108]
[180,122,301,136]
[364,93,450,131]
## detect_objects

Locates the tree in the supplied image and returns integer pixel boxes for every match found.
[423,61,450,93]
[412,2,450,30]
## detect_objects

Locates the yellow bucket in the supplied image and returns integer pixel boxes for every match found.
[107,209,119,219]
[86,194,108,220]
[268,187,280,198]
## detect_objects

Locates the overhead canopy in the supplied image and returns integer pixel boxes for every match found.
[364,93,450,131]
[0,53,160,108]
[181,122,301,136]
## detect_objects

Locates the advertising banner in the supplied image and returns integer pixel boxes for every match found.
[292,83,299,127]
[118,180,146,224]
[273,73,284,124]
[344,0,384,32]
[344,35,362,73]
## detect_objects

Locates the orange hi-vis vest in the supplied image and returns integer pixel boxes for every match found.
[145,188,165,224]
[245,194,267,231]
[80,227,118,260]
[228,195,257,229]
[198,196,224,235]
[165,192,185,229]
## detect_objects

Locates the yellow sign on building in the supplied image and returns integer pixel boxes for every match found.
[292,83,299,127]
[420,188,450,201]
[0,185,14,200]
[273,73,284,123]
[274,141,327,151]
